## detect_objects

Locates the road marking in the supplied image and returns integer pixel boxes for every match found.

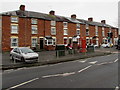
[6,78,39,90]
[89,61,98,64]
[115,86,119,90]
[114,59,118,63]
[96,62,108,65]
[78,65,92,73]
[79,60,87,63]
[42,72,76,78]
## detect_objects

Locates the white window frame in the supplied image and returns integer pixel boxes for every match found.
[11,16,18,23]
[44,38,53,45]
[64,28,68,35]
[31,19,37,24]
[63,22,68,28]
[31,38,38,47]
[51,27,56,35]
[86,24,89,29]
[11,37,18,48]
[31,25,38,34]
[11,24,18,34]
[95,26,98,36]
[76,23,80,29]
[76,29,80,35]
[51,21,56,26]
[86,29,89,36]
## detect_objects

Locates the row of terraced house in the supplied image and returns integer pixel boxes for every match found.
[0,5,119,52]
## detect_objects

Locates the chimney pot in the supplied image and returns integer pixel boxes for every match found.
[19,5,25,11]
[88,17,93,22]
[71,14,76,19]
[101,20,106,24]
[49,10,55,15]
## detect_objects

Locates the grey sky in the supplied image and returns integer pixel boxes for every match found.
[0,0,119,27]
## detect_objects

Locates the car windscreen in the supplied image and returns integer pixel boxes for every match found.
[20,48,34,53]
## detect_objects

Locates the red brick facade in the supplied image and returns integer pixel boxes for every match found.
[0,5,119,52]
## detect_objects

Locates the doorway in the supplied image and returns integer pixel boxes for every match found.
[40,38,44,49]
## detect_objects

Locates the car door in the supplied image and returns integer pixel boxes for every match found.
[15,48,22,61]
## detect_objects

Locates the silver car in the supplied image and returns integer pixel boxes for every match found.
[10,47,39,63]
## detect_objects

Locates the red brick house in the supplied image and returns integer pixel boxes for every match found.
[0,5,119,52]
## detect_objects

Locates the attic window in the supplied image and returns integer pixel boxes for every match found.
[11,16,18,23]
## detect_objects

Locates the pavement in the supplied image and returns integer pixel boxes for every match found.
[1,47,119,70]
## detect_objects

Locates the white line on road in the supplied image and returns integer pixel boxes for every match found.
[89,61,98,64]
[6,78,39,90]
[114,59,118,63]
[78,65,92,73]
[42,72,76,78]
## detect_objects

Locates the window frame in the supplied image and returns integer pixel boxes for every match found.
[64,28,68,35]
[31,25,38,34]
[31,38,38,47]
[11,16,18,23]
[63,22,68,28]
[11,37,18,48]
[11,24,18,34]
[51,21,56,26]
[31,19,38,24]
[51,27,56,35]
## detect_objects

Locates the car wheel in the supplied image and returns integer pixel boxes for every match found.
[21,57,25,62]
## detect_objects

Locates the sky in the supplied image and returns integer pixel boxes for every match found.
[0,0,119,27]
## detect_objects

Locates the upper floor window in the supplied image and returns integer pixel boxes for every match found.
[31,19,37,24]
[76,24,80,29]
[64,28,68,35]
[102,27,105,36]
[11,16,18,23]
[86,24,89,29]
[95,26,98,36]
[51,21,56,26]
[31,25,38,34]
[76,29,80,35]
[86,29,89,36]
[51,27,56,35]
[11,24,18,34]
[63,22,68,27]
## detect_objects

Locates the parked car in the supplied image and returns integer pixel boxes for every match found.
[101,43,113,48]
[10,47,39,63]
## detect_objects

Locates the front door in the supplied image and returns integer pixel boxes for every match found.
[40,38,44,49]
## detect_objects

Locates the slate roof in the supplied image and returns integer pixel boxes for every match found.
[0,10,118,29]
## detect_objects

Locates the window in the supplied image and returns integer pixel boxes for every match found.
[86,24,89,29]
[86,29,89,36]
[32,38,37,47]
[115,30,117,37]
[95,26,98,36]
[11,38,18,47]
[76,24,80,29]
[51,27,56,35]
[64,28,68,35]
[76,29,80,35]
[53,38,56,45]
[31,19,37,24]
[63,22,68,27]
[102,27,105,36]
[45,39,53,45]
[51,21,56,26]
[64,38,68,45]
[11,16,18,23]
[11,24,18,34]
[31,25,37,34]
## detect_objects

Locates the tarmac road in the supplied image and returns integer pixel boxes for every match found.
[2,53,119,89]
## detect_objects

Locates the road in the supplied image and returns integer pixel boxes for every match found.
[2,53,119,89]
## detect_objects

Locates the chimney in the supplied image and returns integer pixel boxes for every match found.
[71,14,76,19]
[19,5,25,11]
[49,10,55,15]
[101,20,106,24]
[88,17,93,22]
